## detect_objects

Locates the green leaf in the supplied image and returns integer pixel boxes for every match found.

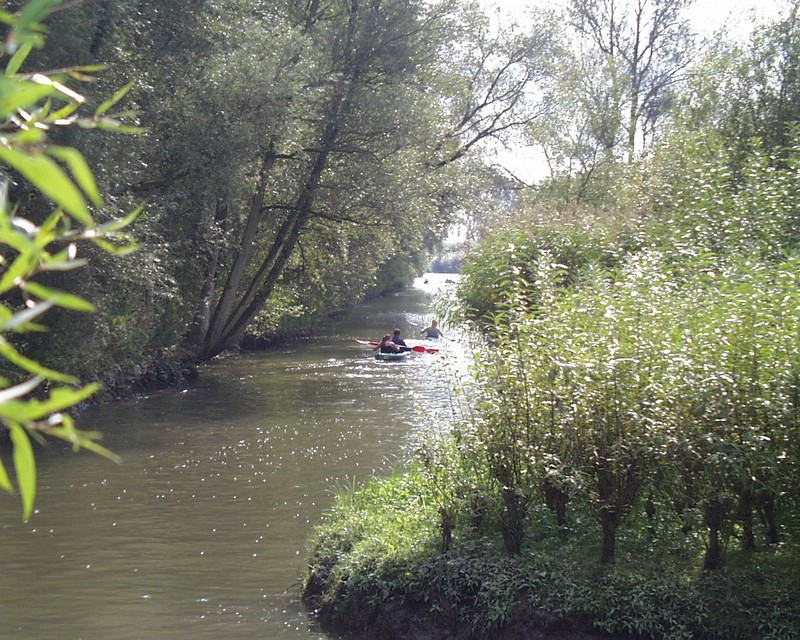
[0,77,55,118]
[9,423,36,521]
[93,237,138,256]
[0,458,13,494]
[14,0,60,35]
[75,438,122,464]
[95,81,134,117]
[0,147,92,225]
[0,299,55,331]
[97,205,142,234]
[48,415,121,463]
[68,64,107,74]
[49,100,80,122]
[23,281,96,312]
[80,118,146,134]
[37,209,61,236]
[0,226,37,255]
[40,255,88,272]
[6,42,33,75]
[0,251,41,296]
[47,146,103,208]
[0,384,102,422]
[0,336,78,383]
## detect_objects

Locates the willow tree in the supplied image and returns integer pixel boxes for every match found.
[569,0,696,161]
[25,0,565,365]
[184,0,458,358]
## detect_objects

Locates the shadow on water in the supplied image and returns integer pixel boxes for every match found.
[0,274,465,640]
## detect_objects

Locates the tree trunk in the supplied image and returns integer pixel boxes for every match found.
[500,487,528,555]
[758,490,780,545]
[188,198,227,348]
[544,478,568,527]
[703,497,726,570]
[600,505,618,564]
[198,0,362,358]
[738,488,756,552]
[203,144,278,354]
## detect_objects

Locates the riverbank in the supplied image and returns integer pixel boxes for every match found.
[302,469,800,640]
[73,324,318,411]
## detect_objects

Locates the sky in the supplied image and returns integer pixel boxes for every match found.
[482,0,785,37]
[479,0,788,182]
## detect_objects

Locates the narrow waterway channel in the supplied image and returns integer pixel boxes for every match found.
[0,274,465,640]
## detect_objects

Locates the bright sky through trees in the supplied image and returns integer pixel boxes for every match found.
[480,0,787,181]
[483,0,783,37]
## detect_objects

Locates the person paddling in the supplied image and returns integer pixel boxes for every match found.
[420,319,444,340]
[391,328,408,349]
[377,334,402,353]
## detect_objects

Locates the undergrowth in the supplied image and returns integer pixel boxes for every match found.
[303,468,800,640]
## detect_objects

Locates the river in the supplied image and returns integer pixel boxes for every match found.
[0,274,465,640]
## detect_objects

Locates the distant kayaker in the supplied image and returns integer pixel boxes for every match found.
[420,319,444,339]
[377,334,402,353]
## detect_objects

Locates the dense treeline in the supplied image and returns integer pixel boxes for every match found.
[304,2,800,638]
[444,0,800,570]
[5,0,800,634]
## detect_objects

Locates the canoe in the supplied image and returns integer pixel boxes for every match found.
[374,351,410,362]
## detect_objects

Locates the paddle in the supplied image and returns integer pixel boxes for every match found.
[354,339,438,354]
[406,344,439,353]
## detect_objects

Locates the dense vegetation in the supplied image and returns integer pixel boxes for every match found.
[0,0,552,515]
[303,1,800,638]
[0,1,537,515]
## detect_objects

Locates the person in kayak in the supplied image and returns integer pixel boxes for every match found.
[391,328,408,348]
[420,319,444,339]
[377,334,402,353]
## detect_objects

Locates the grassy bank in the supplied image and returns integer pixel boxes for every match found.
[302,468,800,640]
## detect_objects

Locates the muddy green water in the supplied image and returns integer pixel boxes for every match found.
[0,275,465,640]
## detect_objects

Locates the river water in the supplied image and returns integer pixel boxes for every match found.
[0,274,466,640]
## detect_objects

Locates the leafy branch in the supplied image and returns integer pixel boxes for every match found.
[0,0,141,520]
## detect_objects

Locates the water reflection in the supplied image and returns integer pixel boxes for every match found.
[0,274,465,639]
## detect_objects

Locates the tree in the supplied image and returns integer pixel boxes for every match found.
[11,0,568,371]
[672,1,800,170]
[191,0,456,357]
[569,0,695,162]
[427,1,561,169]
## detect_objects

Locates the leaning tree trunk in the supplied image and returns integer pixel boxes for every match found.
[199,0,362,358]
[204,143,279,351]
